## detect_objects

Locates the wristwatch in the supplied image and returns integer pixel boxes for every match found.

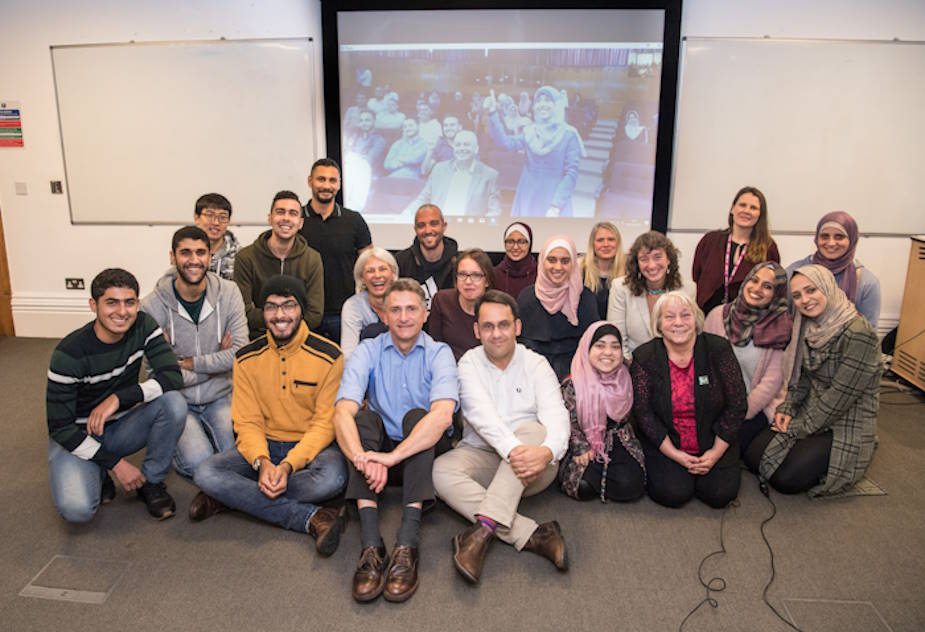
[252,456,264,471]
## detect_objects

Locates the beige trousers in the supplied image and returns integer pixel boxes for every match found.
[432,421,557,550]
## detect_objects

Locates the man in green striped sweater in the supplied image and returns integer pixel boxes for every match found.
[46,268,187,522]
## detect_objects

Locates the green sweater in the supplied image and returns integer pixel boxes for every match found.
[233,230,324,339]
[46,312,182,469]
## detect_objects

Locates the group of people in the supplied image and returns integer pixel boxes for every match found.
[46,167,883,602]
[345,84,590,218]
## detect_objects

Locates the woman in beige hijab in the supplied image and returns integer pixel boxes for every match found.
[745,265,881,497]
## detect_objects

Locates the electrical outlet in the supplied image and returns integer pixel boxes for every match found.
[65,278,85,290]
[51,181,63,194]
[14,182,27,195]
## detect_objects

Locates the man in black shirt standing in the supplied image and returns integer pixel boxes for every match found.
[299,158,373,343]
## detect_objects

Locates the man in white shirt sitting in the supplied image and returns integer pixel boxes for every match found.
[432,290,570,584]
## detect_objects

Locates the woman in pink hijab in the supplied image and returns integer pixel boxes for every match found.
[558,322,645,502]
[516,235,598,381]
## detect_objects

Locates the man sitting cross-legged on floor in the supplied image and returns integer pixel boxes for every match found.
[192,275,348,557]
[333,278,458,603]
[46,268,186,522]
[433,289,570,583]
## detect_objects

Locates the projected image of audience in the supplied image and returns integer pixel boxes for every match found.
[340,46,661,223]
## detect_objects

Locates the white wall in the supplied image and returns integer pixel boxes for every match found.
[0,0,920,337]
[0,0,323,336]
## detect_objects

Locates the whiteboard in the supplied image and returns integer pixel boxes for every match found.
[52,38,316,224]
[670,38,925,235]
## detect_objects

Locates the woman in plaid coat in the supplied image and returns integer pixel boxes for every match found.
[744,265,881,496]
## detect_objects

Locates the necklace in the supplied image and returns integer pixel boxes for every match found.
[646,286,667,296]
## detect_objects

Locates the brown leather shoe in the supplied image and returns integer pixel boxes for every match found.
[188,491,225,522]
[523,521,568,571]
[352,544,389,602]
[383,545,419,602]
[453,522,494,583]
[308,506,347,557]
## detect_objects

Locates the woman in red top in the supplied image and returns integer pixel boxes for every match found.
[691,186,780,314]
[630,291,747,508]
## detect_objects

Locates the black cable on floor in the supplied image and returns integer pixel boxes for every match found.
[679,481,810,631]
[678,499,737,631]
[758,482,804,632]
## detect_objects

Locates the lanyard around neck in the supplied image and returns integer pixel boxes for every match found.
[724,235,748,302]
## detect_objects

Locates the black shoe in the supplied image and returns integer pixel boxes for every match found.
[137,482,176,520]
[100,474,116,505]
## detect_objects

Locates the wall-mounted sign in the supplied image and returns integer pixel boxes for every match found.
[0,101,23,147]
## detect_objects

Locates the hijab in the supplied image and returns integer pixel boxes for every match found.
[811,211,859,302]
[624,110,645,141]
[780,264,859,388]
[495,222,537,292]
[535,235,584,326]
[722,262,792,350]
[523,86,586,158]
[570,322,634,462]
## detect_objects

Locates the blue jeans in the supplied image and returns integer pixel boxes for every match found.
[173,394,235,478]
[47,391,187,523]
[194,442,347,533]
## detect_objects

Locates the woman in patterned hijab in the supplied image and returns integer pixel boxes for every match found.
[704,261,792,457]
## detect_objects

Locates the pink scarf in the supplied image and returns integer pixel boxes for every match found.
[535,236,583,326]
[569,322,634,462]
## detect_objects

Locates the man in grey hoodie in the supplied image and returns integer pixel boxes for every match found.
[141,226,249,484]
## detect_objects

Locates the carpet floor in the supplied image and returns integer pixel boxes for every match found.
[1,336,923,631]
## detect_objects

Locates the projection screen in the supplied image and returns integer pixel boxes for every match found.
[323,5,681,250]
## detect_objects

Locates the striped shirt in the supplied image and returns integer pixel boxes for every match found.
[46,312,182,468]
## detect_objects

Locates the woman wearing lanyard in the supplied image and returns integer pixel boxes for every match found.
[691,187,780,314]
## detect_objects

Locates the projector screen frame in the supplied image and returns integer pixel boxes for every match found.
[320,0,683,237]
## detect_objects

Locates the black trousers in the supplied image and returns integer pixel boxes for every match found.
[345,408,452,506]
[576,441,646,502]
[641,438,741,509]
[742,423,832,495]
[738,412,770,458]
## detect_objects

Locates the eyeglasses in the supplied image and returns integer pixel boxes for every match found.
[201,211,230,224]
[505,239,528,247]
[263,301,300,314]
[457,272,486,282]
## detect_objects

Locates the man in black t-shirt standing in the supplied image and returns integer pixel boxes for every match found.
[299,158,373,343]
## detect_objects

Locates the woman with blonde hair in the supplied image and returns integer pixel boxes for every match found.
[340,247,397,359]
[581,222,626,319]
[630,291,746,508]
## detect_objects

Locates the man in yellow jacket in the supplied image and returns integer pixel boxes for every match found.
[191,275,348,557]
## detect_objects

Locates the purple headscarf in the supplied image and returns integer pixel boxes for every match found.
[812,211,859,302]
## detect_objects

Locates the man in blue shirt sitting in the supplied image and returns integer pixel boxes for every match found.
[333,278,458,604]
